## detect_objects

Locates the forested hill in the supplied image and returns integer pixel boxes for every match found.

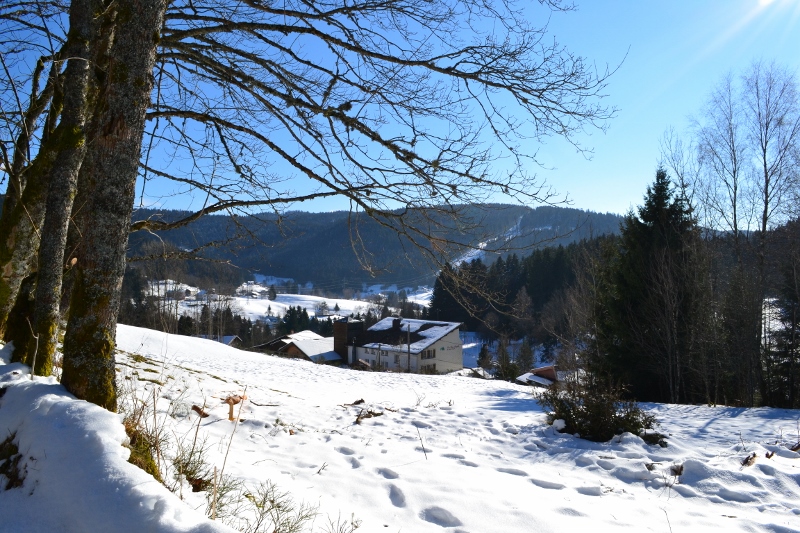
[126,204,622,288]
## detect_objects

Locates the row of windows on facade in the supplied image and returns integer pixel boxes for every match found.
[374,360,436,370]
[364,348,437,359]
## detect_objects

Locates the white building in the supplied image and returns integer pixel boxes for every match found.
[347,317,463,374]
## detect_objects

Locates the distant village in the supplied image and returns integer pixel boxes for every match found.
[123,278,561,387]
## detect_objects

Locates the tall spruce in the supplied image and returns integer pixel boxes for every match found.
[597,168,704,403]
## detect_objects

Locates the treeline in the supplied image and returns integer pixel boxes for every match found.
[432,169,800,408]
[428,240,601,345]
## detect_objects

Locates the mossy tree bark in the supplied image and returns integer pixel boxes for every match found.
[25,0,101,375]
[61,0,168,410]
[0,148,55,339]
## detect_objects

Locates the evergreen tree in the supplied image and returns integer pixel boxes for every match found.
[477,344,492,370]
[495,339,516,380]
[516,337,534,373]
[596,168,705,403]
[268,284,277,300]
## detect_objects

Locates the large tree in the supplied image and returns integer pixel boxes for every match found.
[1,0,615,409]
[597,169,704,403]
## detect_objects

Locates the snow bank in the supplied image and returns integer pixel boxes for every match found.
[3,325,800,533]
[0,354,232,533]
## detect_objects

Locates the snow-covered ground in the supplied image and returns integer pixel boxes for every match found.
[2,326,800,532]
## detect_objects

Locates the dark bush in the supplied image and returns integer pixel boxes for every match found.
[537,375,666,446]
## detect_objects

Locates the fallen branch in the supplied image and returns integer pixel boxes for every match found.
[355,408,383,424]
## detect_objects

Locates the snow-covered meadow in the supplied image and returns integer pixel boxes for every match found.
[156,280,433,324]
[1,326,800,532]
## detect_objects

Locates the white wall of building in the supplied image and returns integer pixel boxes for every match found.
[350,329,463,374]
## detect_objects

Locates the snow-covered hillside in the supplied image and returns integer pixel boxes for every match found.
[1,326,800,532]
[170,288,433,323]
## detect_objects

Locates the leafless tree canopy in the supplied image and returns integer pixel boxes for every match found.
[3,0,615,240]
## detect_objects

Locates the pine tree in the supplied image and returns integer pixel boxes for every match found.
[516,337,534,373]
[496,339,516,380]
[596,168,705,403]
[477,344,492,370]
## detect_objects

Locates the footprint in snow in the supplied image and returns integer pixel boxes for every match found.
[596,459,615,471]
[412,420,433,429]
[336,446,355,455]
[557,507,587,517]
[377,468,399,479]
[442,453,465,460]
[459,460,479,468]
[575,486,603,496]
[530,478,565,490]
[389,484,406,508]
[347,457,361,469]
[497,467,528,477]
[420,506,462,527]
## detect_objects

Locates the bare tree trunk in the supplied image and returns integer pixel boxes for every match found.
[61,0,168,410]
[25,0,100,375]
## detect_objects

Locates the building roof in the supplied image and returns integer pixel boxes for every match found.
[253,330,324,352]
[360,317,461,354]
[193,335,241,346]
[288,338,340,363]
[286,331,325,342]
[516,372,553,387]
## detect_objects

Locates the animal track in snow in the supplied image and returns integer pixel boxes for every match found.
[336,446,355,455]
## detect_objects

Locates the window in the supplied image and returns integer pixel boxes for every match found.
[394,354,400,364]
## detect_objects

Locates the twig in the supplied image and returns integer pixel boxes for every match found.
[662,509,673,533]
[316,462,328,475]
[416,426,427,460]
[25,317,39,379]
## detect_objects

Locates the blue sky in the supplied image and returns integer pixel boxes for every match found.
[535,0,800,215]
[7,1,797,217]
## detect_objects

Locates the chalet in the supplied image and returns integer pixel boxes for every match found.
[283,337,341,364]
[252,330,325,353]
[335,317,463,374]
[252,331,341,364]
[516,365,565,387]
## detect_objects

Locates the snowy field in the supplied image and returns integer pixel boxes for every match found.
[1,326,800,532]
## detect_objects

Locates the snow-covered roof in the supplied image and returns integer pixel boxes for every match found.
[194,334,241,345]
[289,338,335,358]
[286,331,324,342]
[363,318,461,354]
[516,372,553,387]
